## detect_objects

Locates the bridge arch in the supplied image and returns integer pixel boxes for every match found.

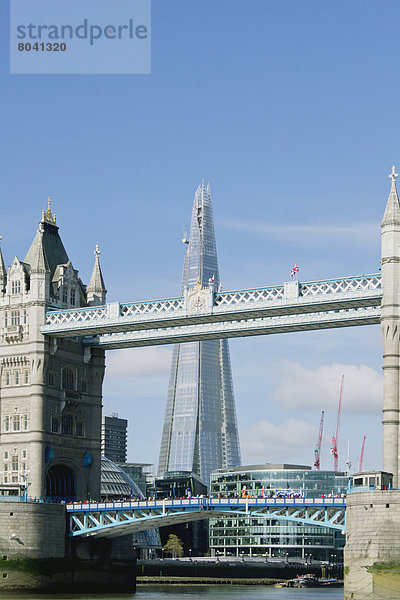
[45,459,82,502]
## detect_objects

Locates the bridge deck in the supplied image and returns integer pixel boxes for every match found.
[67,497,346,538]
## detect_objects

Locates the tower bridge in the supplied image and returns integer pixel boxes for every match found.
[1,171,400,598]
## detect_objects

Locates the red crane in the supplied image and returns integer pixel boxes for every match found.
[314,411,325,470]
[331,375,344,472]
[359,436,366,472]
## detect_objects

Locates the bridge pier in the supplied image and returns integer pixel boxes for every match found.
[344,490,400,599]
[0,502,136,592]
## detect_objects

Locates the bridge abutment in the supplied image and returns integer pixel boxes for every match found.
[344,490,400,599]
[0,502,136,592]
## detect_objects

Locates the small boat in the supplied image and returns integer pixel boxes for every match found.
[292,574,343,588]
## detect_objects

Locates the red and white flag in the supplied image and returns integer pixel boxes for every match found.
[291,264,299,278]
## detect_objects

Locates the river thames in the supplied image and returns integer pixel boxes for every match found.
[2,585,344,599]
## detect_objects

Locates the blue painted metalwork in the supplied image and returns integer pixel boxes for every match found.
[67,497,346,538]
[40,274,382,349]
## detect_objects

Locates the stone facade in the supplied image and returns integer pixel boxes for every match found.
[344,490,400,599]
[0,201,107,501]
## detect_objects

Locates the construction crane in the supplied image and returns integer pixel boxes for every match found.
[314,411,325,470]
[359,436,366,472]
[331,375,344,472]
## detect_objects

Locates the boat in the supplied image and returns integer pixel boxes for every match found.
[292,574,343,588]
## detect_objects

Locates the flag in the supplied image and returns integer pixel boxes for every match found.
[291,264,299,278]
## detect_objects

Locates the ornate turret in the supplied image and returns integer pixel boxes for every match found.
[381,166,400,227]
[87,245,107,306]
[381,166,400,486]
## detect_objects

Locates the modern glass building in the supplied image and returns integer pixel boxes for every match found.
[158,182,241,485]
[209,463,349,560]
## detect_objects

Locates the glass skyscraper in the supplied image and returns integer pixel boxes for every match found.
[158,182,241,484]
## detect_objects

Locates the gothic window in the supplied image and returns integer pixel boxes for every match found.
[51,416,60,433]
[3,416,10,432]
[70,289,76,305]
[22,415,28,431]
[4,451,8,460]
[24,370,29,384]
[62,413,73,435]
[5,371,10,386]
[22,450,27,459]
[23,310,28,325]
[15,371,20,385]
[48,371,55,387]
[11,456,18,472]
[4,312,8,326]
[76,421,83,437]
[11,311,20,326]
[12,415,20,431]
[11,280,21,295]
[62,287,68,304]
[62,367,74,390]
[81,379,87,393]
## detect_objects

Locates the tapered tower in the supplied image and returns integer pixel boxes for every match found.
[381,166,400,486]
[158,182,241,484]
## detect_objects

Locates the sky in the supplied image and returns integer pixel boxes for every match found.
[1,0,399,474]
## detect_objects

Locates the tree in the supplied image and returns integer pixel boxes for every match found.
[163,534,184,558]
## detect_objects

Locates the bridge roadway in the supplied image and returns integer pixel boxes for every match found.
[41,274,381,349]
[67,497,346,538]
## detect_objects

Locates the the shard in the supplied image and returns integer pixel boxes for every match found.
[158,182,241,484]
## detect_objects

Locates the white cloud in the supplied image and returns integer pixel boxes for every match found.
[240,419,317,465]
[106,346,172,379]
[272,361,382,413]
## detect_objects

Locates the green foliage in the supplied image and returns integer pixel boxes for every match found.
[163,534,184,558]
[344,566,350,575]
[365,561,400,574]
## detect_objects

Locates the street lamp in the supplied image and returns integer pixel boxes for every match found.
[189,548,192,560]
[286,552,289,564]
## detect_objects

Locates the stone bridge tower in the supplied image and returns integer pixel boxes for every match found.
[0,200,106,501]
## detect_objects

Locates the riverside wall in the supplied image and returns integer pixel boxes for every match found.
[0,501,136,592]
[344,490,400,599]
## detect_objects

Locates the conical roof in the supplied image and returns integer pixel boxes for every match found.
[30,231,50,273]
[382,166,400,227]
[24,215,69,278]
[87,245,107,294]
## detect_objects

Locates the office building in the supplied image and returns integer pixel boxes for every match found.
[209,463,349,560]
[158,182,241,484]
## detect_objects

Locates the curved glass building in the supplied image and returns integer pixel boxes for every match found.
[158,182,241,485]
[209,463,348,561]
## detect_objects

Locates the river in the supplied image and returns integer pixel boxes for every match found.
[1,585,344,600]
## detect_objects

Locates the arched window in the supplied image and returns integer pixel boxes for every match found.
[62,367,74,390]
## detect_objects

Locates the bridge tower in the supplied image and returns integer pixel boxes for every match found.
[0,201,106,501]
[381,167,400,487]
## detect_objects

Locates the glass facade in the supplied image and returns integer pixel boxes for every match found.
[158,182,241,484]
[209,464,349,560]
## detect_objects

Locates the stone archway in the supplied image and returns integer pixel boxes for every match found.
[46,463,76,501]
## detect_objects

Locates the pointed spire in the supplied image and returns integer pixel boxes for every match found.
[30,231,50,273]
[382,166,400,227]
[0,236,6,292]
[87,244,107,306]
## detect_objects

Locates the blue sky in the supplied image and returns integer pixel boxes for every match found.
[1,0,399,473]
